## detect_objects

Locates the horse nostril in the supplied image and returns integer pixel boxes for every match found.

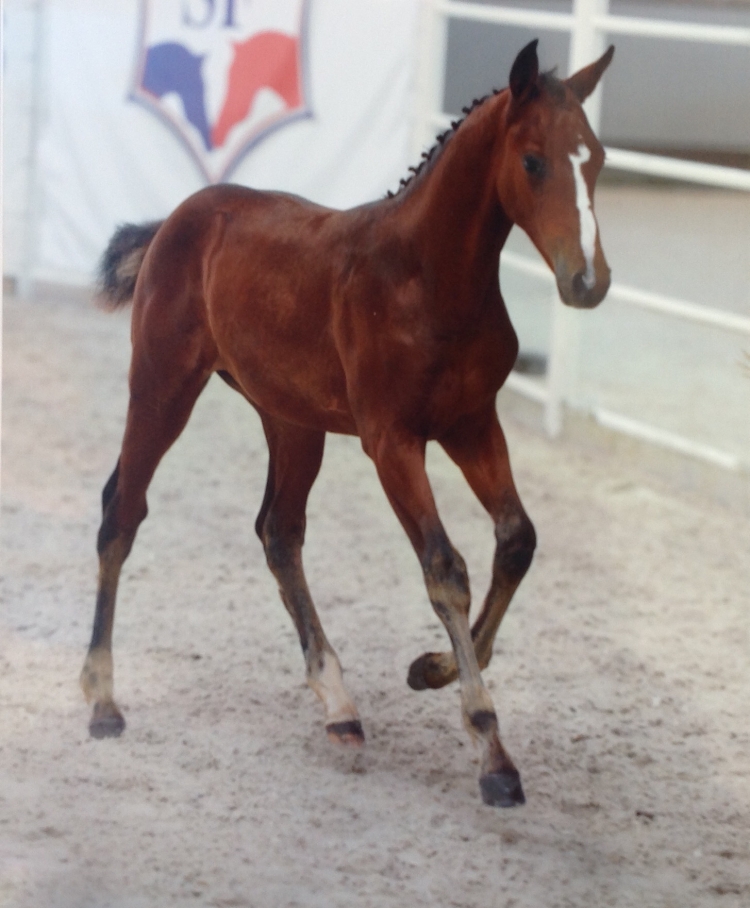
[554,257,608,308]
[571,271,590,299]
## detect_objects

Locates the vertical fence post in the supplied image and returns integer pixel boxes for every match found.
[569,0,609,122]
[544,0,609,437]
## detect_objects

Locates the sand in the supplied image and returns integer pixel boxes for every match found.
[1,287,748,907]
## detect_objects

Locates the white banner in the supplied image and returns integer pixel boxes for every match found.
[33,0,421,283]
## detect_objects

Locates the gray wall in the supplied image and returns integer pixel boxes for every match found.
[444,0,750,154]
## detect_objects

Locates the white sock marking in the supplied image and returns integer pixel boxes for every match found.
[309,651,359,725]
[569,143,598,290]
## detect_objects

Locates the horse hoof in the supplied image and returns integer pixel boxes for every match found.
[89,702,125,739]
[326,719,365,748]
[479,769,525,808]
[407,652,456,690]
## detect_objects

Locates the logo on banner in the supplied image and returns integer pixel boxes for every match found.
[131,0,311,182]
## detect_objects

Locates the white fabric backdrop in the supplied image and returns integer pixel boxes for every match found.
[33,0,421,283]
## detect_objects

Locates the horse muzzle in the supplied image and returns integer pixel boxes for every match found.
[555,258,611,309]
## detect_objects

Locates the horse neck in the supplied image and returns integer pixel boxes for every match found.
[402,91,513,316]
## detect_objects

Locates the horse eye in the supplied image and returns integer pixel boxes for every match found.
[523,154,545,178]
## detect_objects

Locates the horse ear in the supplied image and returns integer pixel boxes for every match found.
[565,45,615,103]
[509,39,539,102]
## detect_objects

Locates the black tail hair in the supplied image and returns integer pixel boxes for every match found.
[96,220,163,309]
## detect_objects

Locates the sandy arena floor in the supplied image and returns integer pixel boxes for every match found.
[1,287,748,907]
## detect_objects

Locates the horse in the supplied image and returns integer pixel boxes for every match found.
[80,40,614,807]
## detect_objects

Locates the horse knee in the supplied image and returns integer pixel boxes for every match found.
[262,515,305,573]
[263,531,291,573]
[422,537,470,616]
[494,506,536,582]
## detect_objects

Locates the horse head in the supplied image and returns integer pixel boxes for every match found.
[497,40,614,309]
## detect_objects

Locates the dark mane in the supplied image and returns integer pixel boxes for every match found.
[386,90,499,199]
[388,68,563,200]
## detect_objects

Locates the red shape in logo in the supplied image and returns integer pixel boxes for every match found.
[212,31,303,149]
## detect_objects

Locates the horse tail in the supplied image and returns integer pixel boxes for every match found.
[96,221,163,309]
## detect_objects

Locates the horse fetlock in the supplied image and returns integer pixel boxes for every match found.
[80,648,114,703]
[82,649,126,739]
[307,650,361,732]
[467,708,498,737]
[461,686,497,740]
[464,698,525,807]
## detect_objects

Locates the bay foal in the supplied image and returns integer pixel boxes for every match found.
[81,41,614,806]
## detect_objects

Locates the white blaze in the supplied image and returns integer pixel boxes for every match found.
[569,143,598,290]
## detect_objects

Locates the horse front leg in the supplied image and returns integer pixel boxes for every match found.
[408,407,536,691]
[368,430,524,807]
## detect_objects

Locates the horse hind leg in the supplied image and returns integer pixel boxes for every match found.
[80,362,211,738]
[80,459,131,737]
[257,415,363,747]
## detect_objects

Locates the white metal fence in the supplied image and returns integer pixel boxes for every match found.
[414,0,750,472]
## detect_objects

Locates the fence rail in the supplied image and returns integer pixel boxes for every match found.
[420,0,750,471]
[438,0,750,46]
[604,147,750,192]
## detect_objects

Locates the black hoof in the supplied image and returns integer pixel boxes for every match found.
[89,702,125,739]
[479,769,526,808]
[326,719,365,747]
[407,653,455,691]
[407,655,431,690]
